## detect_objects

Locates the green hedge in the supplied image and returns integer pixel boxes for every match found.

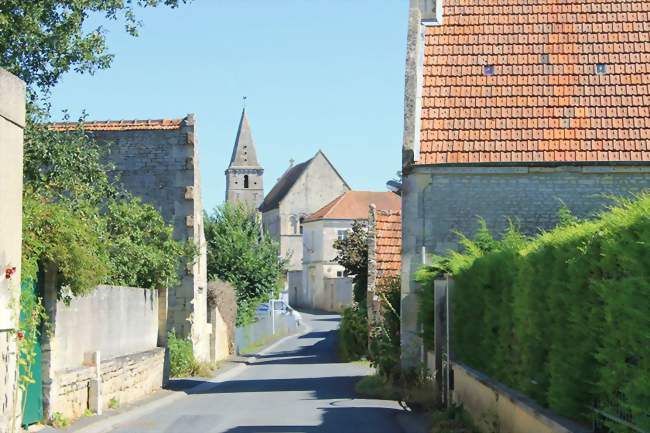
[339,304,368,362]
[417,196,650,430]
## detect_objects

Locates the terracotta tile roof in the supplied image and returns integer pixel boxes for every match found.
[375,210,401,277]
[418,0,650,165]
[48,118,184,132]
[304,191,400,223]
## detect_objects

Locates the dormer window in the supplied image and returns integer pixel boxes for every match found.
[419,0,442,25]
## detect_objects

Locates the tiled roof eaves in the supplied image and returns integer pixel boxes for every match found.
[48,118,184,132]
[412,160,650,168]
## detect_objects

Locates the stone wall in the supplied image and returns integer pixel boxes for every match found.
[52,348,164,420]
[0,68,26,433]
[401,164,650,365]
[42,284,165,420]
[88,118,213,361]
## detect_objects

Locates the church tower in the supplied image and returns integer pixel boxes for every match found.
[225,109,264,209]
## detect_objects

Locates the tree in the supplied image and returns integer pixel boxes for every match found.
[333,220,368,304]
[0,0,188,95]
[204,203,285,326]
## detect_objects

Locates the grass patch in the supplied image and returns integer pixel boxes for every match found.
[355,375,401,400]
[429,405,478,433]
[195,361,220,378]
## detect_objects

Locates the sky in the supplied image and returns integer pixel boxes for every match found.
[49,0,409,212]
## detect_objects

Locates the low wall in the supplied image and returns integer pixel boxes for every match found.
[54,285,158,370]
[43,284,163,421]
[235,312,298,355]
[53,348,164,420]
[452,363,589,433]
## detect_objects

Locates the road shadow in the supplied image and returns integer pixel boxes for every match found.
[220,406,406,433]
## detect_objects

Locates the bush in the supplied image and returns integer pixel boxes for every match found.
[207,280,238,354]
[167,330,198,377]
[417,195,650,430]
[369,274,401,381]
[338,303,369,361]
[204,203,285,325]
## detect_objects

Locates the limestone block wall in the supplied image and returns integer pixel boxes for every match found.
[0,68,25,433]
[52,348,164,420]
[400,164,650,365]
[89,117,211,360]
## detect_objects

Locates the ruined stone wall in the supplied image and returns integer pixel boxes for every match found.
[89,117,211,360]
[0,68,25,433]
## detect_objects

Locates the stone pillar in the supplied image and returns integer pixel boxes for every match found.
[367,205,381,328]
[0,68,26,433]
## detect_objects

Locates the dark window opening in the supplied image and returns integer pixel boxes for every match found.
[299,217,305,234]
[244,175,249,189]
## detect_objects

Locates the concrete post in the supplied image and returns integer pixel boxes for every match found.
[0,68,26,433]
[85,352,102,415]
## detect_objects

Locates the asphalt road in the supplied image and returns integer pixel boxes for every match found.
[107,311,409,433]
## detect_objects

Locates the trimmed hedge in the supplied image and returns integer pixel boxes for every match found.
[417,196,650,430]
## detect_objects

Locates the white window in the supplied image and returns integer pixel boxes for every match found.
[336,271,344,278]
[337,230,348,241]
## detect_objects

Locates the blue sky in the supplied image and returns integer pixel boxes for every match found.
[49,1,408,212]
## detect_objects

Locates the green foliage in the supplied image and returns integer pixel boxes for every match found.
[333,220,368,303]
[167,330,198,377]
[204,203,285,326]
[369,275,401,381]
[338,303,368,362]
[22,189,110,295]
[108,397,119,410]
[50,412,69,428]
[104,196,195,289]
[0,0,188,95]
[417,194,650,429]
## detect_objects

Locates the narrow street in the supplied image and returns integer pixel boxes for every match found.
[106,312,408,433]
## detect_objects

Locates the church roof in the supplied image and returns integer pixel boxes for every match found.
[304,191,400,223]
[259,150,350,213]
[228,109,261,169]
[258,159,311,213]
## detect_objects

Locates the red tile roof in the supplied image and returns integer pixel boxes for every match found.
[304,191,400,223]
[375,210,401,278]
[418,0,650,165]
[49,118,184,132]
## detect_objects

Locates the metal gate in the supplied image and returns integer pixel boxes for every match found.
[433,276,453,408]
[20,279,43,426]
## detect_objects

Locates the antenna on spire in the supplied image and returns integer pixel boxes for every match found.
[242,96,247,109]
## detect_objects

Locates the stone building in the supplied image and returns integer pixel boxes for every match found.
[50,115,215,361]
[299,191,399,311]
[400,0,650,365]
[260,150,350,296]
[225,109,264,209]
[0,68,25,433]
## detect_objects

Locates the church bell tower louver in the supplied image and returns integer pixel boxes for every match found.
[225,109,264,209]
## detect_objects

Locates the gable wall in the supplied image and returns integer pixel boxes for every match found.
[277,154,350,270]
[91,121,210,360]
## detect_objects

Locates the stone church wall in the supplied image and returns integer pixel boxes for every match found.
[0,69,25,433]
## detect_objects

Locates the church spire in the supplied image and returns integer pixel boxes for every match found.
[228,108,261,169]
